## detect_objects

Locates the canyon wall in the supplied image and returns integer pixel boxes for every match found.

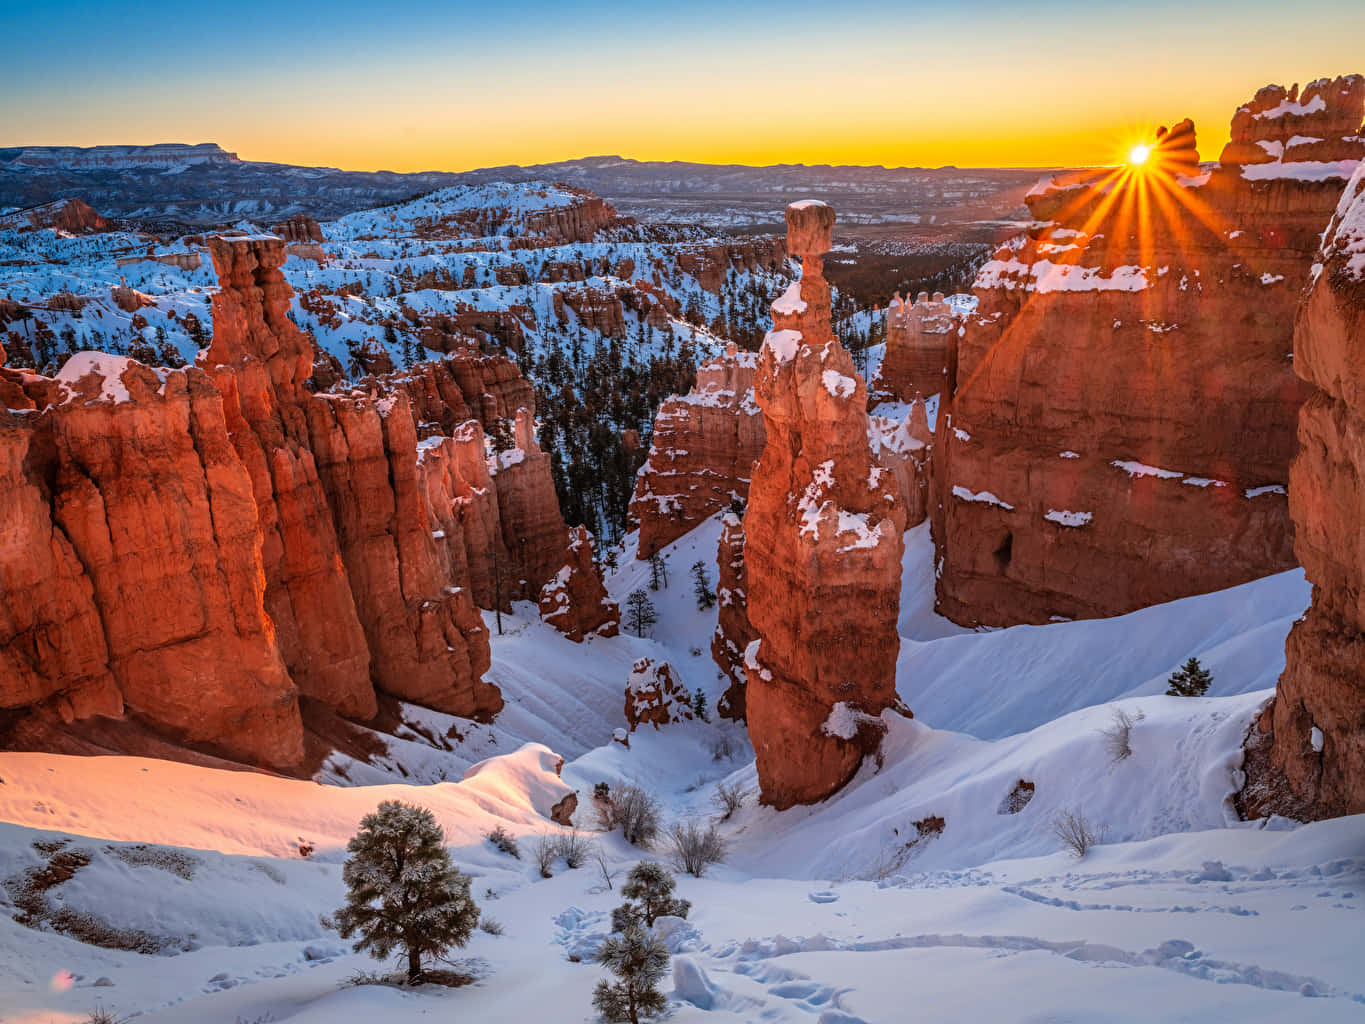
[630,342,765,558]
[1244,161,1365,820]
[743,201,909,809]
[872,291,956,403]
[933,77,1365,627]
[0,233,575,770]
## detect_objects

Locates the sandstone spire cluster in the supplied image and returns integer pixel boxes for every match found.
[742,201,909,809]
[0,234,578,770]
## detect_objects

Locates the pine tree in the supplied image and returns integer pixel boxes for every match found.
[692,688,709,723]
[625,589,657,638]
[647,553,668,591]
[690,560,715,610]
[328,800,478,983]
[615,861,691,928]
[592,926,669,1023]
[1166,656,1213,697]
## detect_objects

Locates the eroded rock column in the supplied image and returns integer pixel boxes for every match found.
[743,201,908,809]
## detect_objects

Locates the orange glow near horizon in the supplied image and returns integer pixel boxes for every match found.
[4,3,1363,175]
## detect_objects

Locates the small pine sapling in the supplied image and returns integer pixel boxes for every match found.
[1166,656,1213,697]
[617,861,690,927]
[592,926,669,1023]
[690,560,716,610]
[692,688,710,722]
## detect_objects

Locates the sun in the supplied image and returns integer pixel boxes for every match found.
[1129,144,1152,166]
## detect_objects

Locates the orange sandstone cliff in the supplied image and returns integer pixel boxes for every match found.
[1243,160,1365,820]
[630,342,765,558]
[0,234,579,770]
[934,77,1365,627]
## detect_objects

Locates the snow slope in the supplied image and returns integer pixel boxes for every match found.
[1,513,1361,1023]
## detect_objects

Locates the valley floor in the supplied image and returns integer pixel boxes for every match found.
[1,519,1361,1023]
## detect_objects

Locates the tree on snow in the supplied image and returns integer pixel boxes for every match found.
[1166,656,1213,697]
[647,552,668,590]
[327,800,478,983]
[592,926,669,1023]
[611,860,691,931]
[690,560,716,610]
[625,589,658,638]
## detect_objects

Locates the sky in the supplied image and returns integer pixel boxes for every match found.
[2,0,1363,172]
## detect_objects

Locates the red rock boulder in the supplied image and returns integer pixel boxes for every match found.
[539,525,620,642]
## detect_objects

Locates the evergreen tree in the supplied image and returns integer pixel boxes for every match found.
[690,560,716,610]
[692,688,709,723]
[592,927,669,1024]
[615,861,691,928]
[647,552,667,591]
[328,800,478,983]
[625,589,657,638]
[1166,656,1213,697]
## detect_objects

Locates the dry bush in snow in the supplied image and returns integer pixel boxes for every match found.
[1051,809,1106,858]
[667,820,728,877]
[1101,707,1144,763]
[710,780,746,821]
[594,783,662,848]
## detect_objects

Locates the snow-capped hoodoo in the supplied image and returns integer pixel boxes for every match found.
[743,200,910,810]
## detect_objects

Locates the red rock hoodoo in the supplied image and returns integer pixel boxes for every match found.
[0,234,587,769]
[743,200,909,810]
[539,525,620,642]
[934,77,1365,627]
[630,341,765,558]
[872,291,957,402]
[1244,160,1365,821]
[624,658,694,731]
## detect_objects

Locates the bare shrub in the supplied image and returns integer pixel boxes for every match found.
[1051,809,1106,858]
[1101,707,1144,763]
[554,828,591,869]
[667,820,728,878]
[533,832,558,878]
[593,850,619,892]
[84,1007,134,1024]
[479,916,504,936]
[710,780,746,822]
[484,825,520,859]
[709,734,736,763]
[594,783,661,848]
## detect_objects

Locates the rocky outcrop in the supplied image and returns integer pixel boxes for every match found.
[630,342,765,558]
[624,658,694,730]
[539,525,620,642]
[0,234,569,769]
[1244,160,1365,821]
[934,78,1365,627]
[710,512,755,721]
[490,409,571,594]
[743,201,909,809]
[674,237,788,293]
[0,198,110,234]
[271,215,324,244]
[0,350,304,768]
[872,291,957,402]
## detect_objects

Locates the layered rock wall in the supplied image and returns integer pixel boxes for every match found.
[934,78,1365,626]
[630,342,765,558]
[0,234,582,768]
[873,291,956,402]
[743,201,908,809]
[710,512,755,721]
[1245,161,1365,820]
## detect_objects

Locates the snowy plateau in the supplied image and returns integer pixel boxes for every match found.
[0,519,1360,1023]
